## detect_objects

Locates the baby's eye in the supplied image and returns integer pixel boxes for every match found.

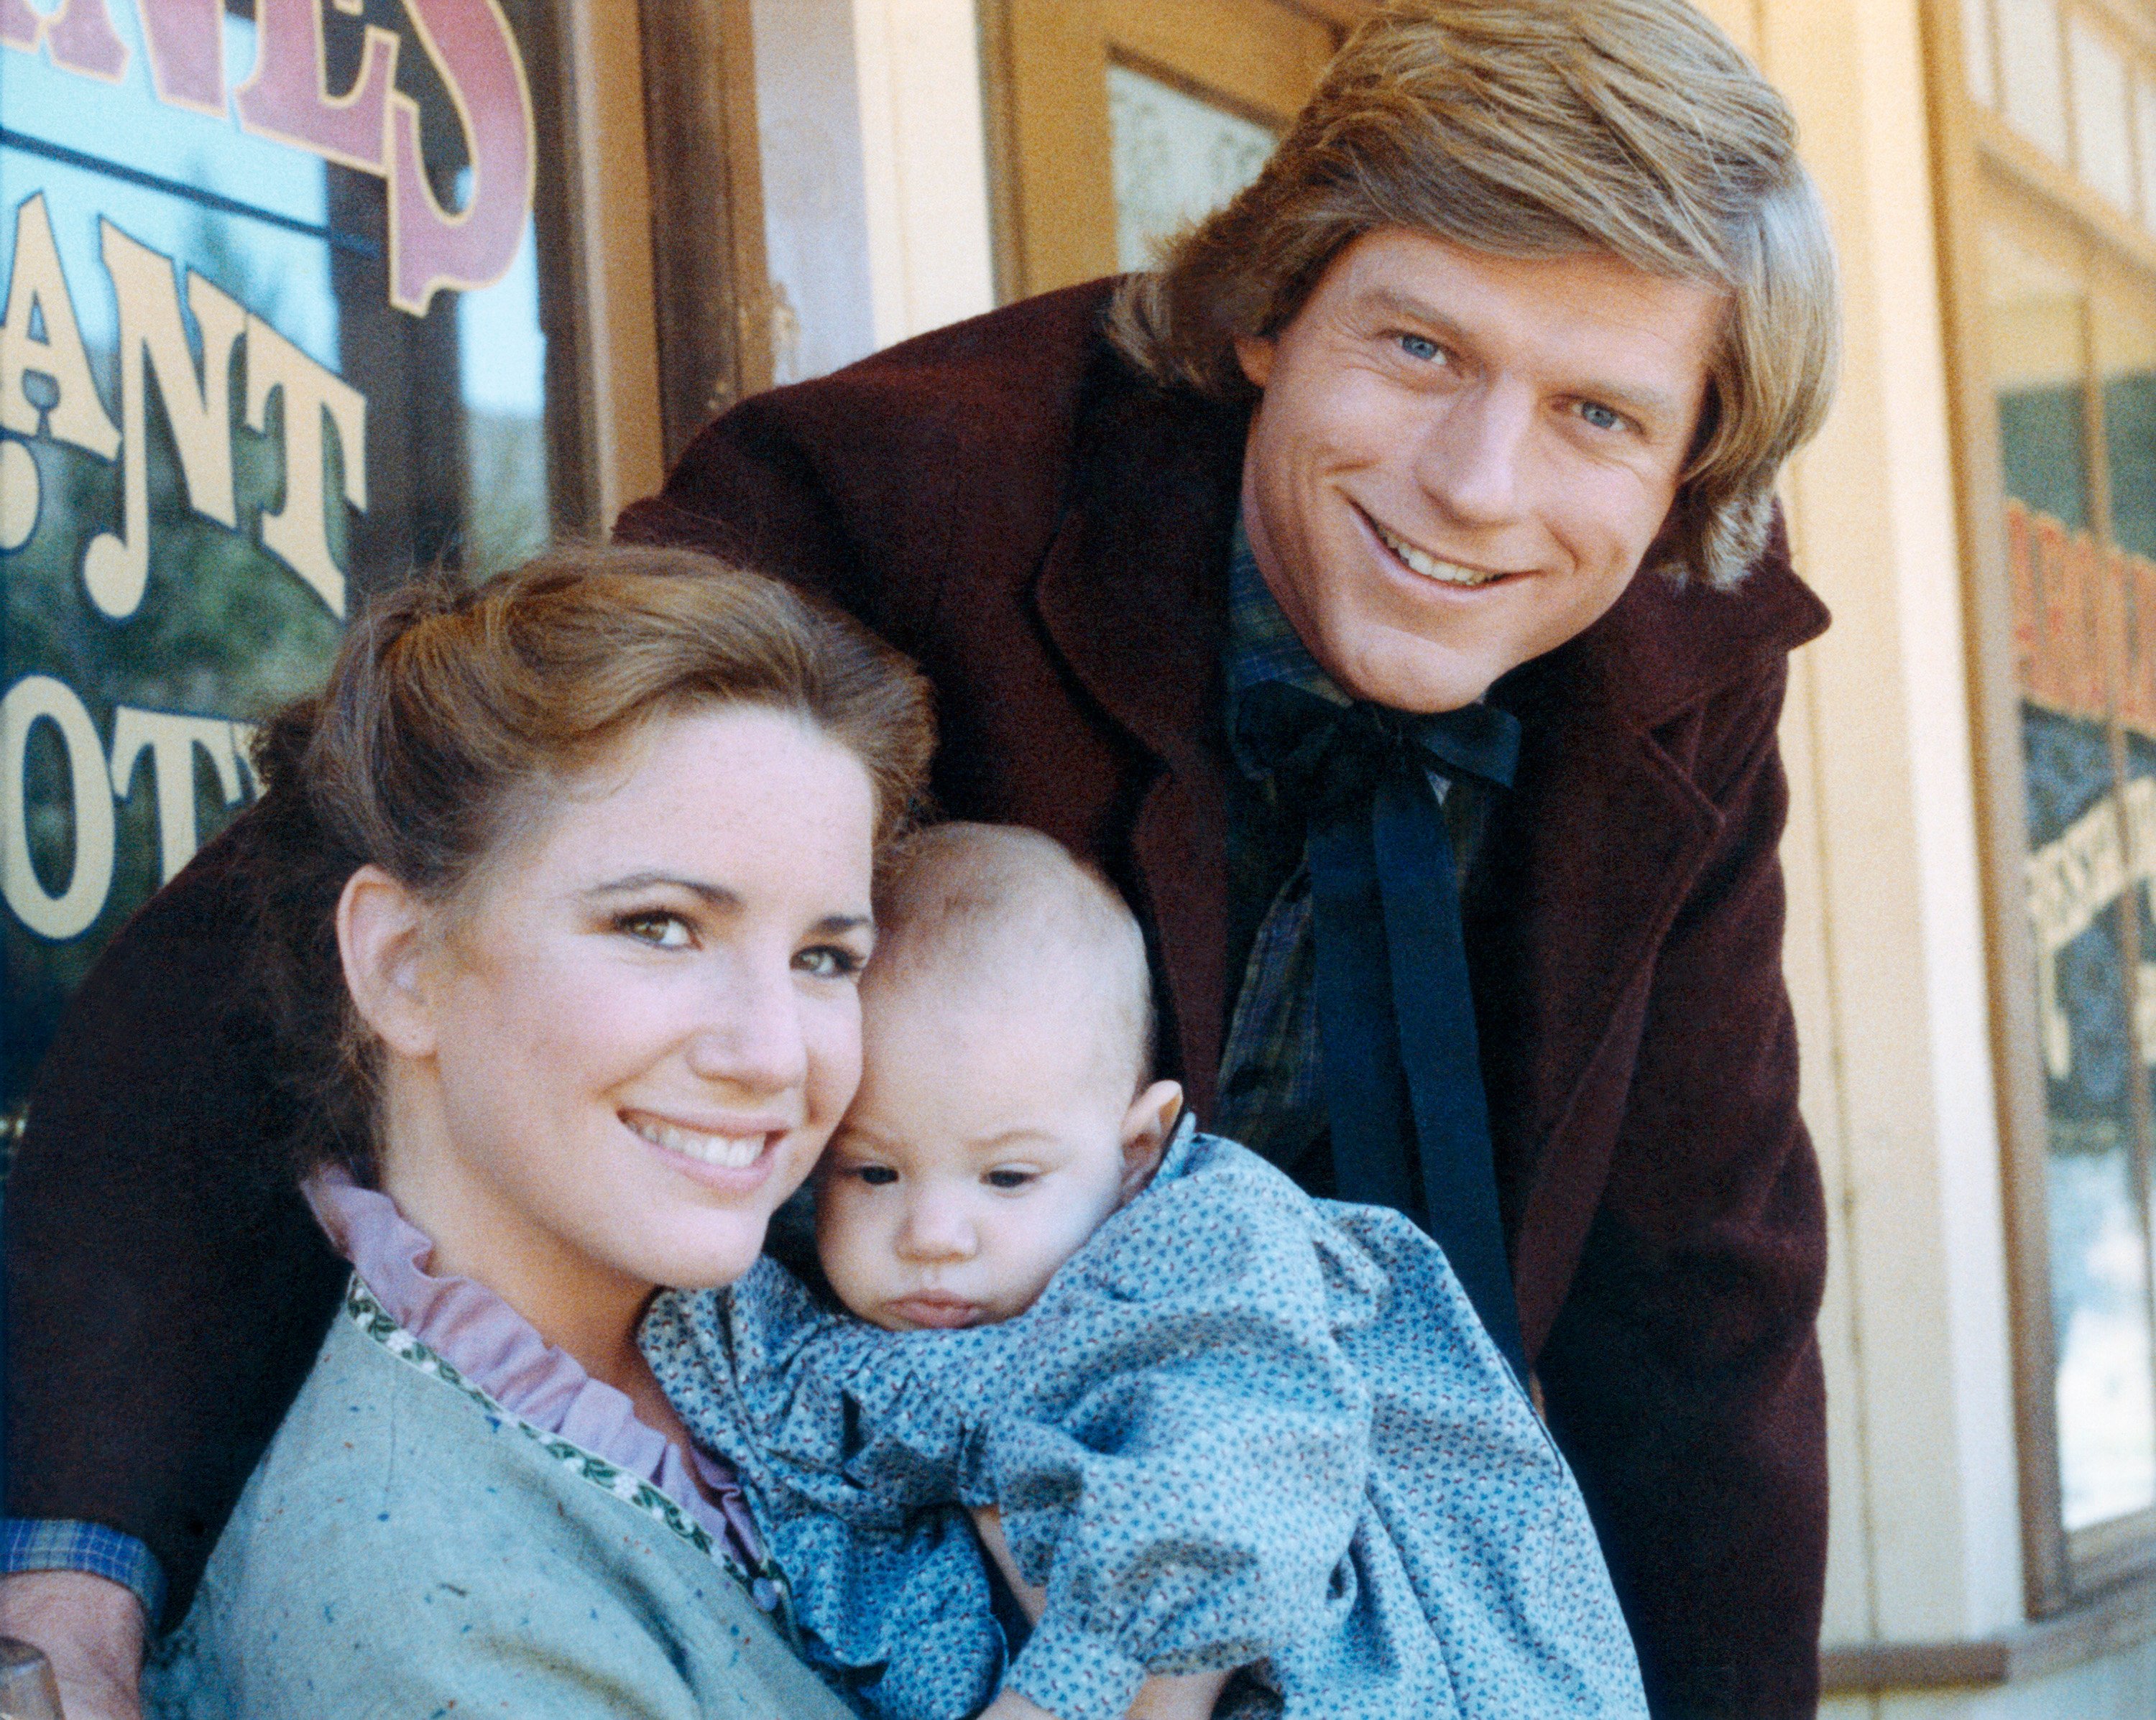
[618,910,691,948]
[852,1165,899,1187]
[984,1168,1036,1191]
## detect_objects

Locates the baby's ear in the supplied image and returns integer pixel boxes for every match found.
[1118,1081,1184,1201]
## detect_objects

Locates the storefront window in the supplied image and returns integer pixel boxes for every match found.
[1,0,579,1106]
[1957,0,2156,1598]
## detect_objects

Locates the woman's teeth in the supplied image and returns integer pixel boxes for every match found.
[625,1113,766,1169]
[1375,522,1503,587]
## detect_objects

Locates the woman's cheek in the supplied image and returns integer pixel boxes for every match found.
[801,985,866,1139]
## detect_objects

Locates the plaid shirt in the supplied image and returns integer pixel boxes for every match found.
[1,1516,165,1624]
[1215,522,1485,1175]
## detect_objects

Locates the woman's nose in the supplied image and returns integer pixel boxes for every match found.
[896,1193,977,1262]
[682,958,811,1096]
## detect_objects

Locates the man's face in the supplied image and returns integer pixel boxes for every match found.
[1236,229,1728,712]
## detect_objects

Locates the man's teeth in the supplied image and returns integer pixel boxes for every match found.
[1375,523,1502,587]
[626,1114,765,1169]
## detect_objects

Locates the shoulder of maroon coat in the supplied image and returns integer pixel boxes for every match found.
[623,278,1250,762]
[621,281,1125,567]
[1495,512,1831,730]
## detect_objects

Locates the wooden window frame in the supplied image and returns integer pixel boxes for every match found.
[976,0,1366,303]
[1925,0,2156,1616]
[634,0,772,469]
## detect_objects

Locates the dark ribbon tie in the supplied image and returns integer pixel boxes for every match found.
[1237,681,1527,1379]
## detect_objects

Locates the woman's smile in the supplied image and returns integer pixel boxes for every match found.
[619,1106,790,1173]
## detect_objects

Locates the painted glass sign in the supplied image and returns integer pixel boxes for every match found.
[0,0,556,1105]
[1990,218,2156,1535]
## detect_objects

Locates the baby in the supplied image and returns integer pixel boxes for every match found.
[643,824,1648,1720]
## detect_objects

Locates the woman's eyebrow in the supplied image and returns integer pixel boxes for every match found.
[584,872,741,907]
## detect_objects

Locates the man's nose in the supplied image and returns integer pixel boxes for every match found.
[896,1190,977,1262]
[1417,380,1534,527]
[681,957,811,1096]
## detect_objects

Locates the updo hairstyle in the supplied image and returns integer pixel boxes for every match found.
[237,543,936,1184]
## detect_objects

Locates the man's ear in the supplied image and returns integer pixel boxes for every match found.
[336,864,440,1060]
[1233,334,1276,391]
[1118,1080,1185,1201]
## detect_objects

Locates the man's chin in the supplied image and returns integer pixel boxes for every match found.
[1325,639,1503,713]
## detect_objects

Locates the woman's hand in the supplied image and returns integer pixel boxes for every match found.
[0,1571,147,1720]
[977,1672,1233,1720]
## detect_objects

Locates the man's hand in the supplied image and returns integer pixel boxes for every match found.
[0,1571,147,1720]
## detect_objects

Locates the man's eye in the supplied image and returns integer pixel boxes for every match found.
[1577,400,1625,432]
[796,944,865,980]
[985,1168,1035,1191]
[1397,333,1442,362]
[619,911,691,948]
[855,1165,899,1187]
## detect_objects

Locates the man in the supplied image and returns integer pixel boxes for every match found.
[3,2,1840,1716]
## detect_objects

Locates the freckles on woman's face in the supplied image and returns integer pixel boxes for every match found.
[410,706,879,1313]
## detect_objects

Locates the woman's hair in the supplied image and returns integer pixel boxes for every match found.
[1107,0,1841,590]
[239,542,936,1183]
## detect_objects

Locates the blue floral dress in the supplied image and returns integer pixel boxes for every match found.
[642,1124,1648,1720]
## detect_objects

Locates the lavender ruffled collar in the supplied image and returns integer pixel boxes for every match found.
[303,1169,767,1570]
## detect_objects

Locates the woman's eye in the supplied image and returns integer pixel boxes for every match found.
[1577,400,1625,432]
[985,1168,1035,1191]
[1397,333,1442,363]
[619,911,691,948]
[796,944,865,980]
[855,1165,899,1187]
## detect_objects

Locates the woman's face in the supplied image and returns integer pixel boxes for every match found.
[363,706,877,1328]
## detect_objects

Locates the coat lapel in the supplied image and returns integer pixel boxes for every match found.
[1028,357,1248,1114]
[1475,519,1829,1351]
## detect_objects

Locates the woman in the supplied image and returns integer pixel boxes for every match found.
[144,544,934,1718]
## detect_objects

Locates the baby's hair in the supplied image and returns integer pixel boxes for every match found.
[870,823,1155,1094]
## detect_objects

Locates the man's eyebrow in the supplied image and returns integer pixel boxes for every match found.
[1361,287,1687,427]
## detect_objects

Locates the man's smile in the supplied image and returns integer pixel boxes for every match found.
[1363,509,1517,589]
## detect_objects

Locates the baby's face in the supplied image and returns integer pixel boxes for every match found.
[815,976,1175,1331]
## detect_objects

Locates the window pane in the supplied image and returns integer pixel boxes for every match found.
[2070,18,2136,211]
[1994,228,2156,1530]
[1105,62,1277,273]
[2000,0,2070,162]
[1966,0,1997,110]
[0,0,565,1102]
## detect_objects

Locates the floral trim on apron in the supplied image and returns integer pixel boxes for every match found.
[341,1272,803,1645]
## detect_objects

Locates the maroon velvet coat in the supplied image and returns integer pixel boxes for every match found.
[5,282,1829,1717]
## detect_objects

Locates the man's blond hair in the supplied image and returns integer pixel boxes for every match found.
[1108,0,1839,590]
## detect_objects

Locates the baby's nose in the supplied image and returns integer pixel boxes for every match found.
[897,1196,977,1260]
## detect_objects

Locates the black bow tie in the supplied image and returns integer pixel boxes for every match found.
[1234,680,1527,1380]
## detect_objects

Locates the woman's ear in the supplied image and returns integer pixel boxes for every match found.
[1118,1080,1185,1202]
[336,865,439,1060]
[1233,334,1276,390]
